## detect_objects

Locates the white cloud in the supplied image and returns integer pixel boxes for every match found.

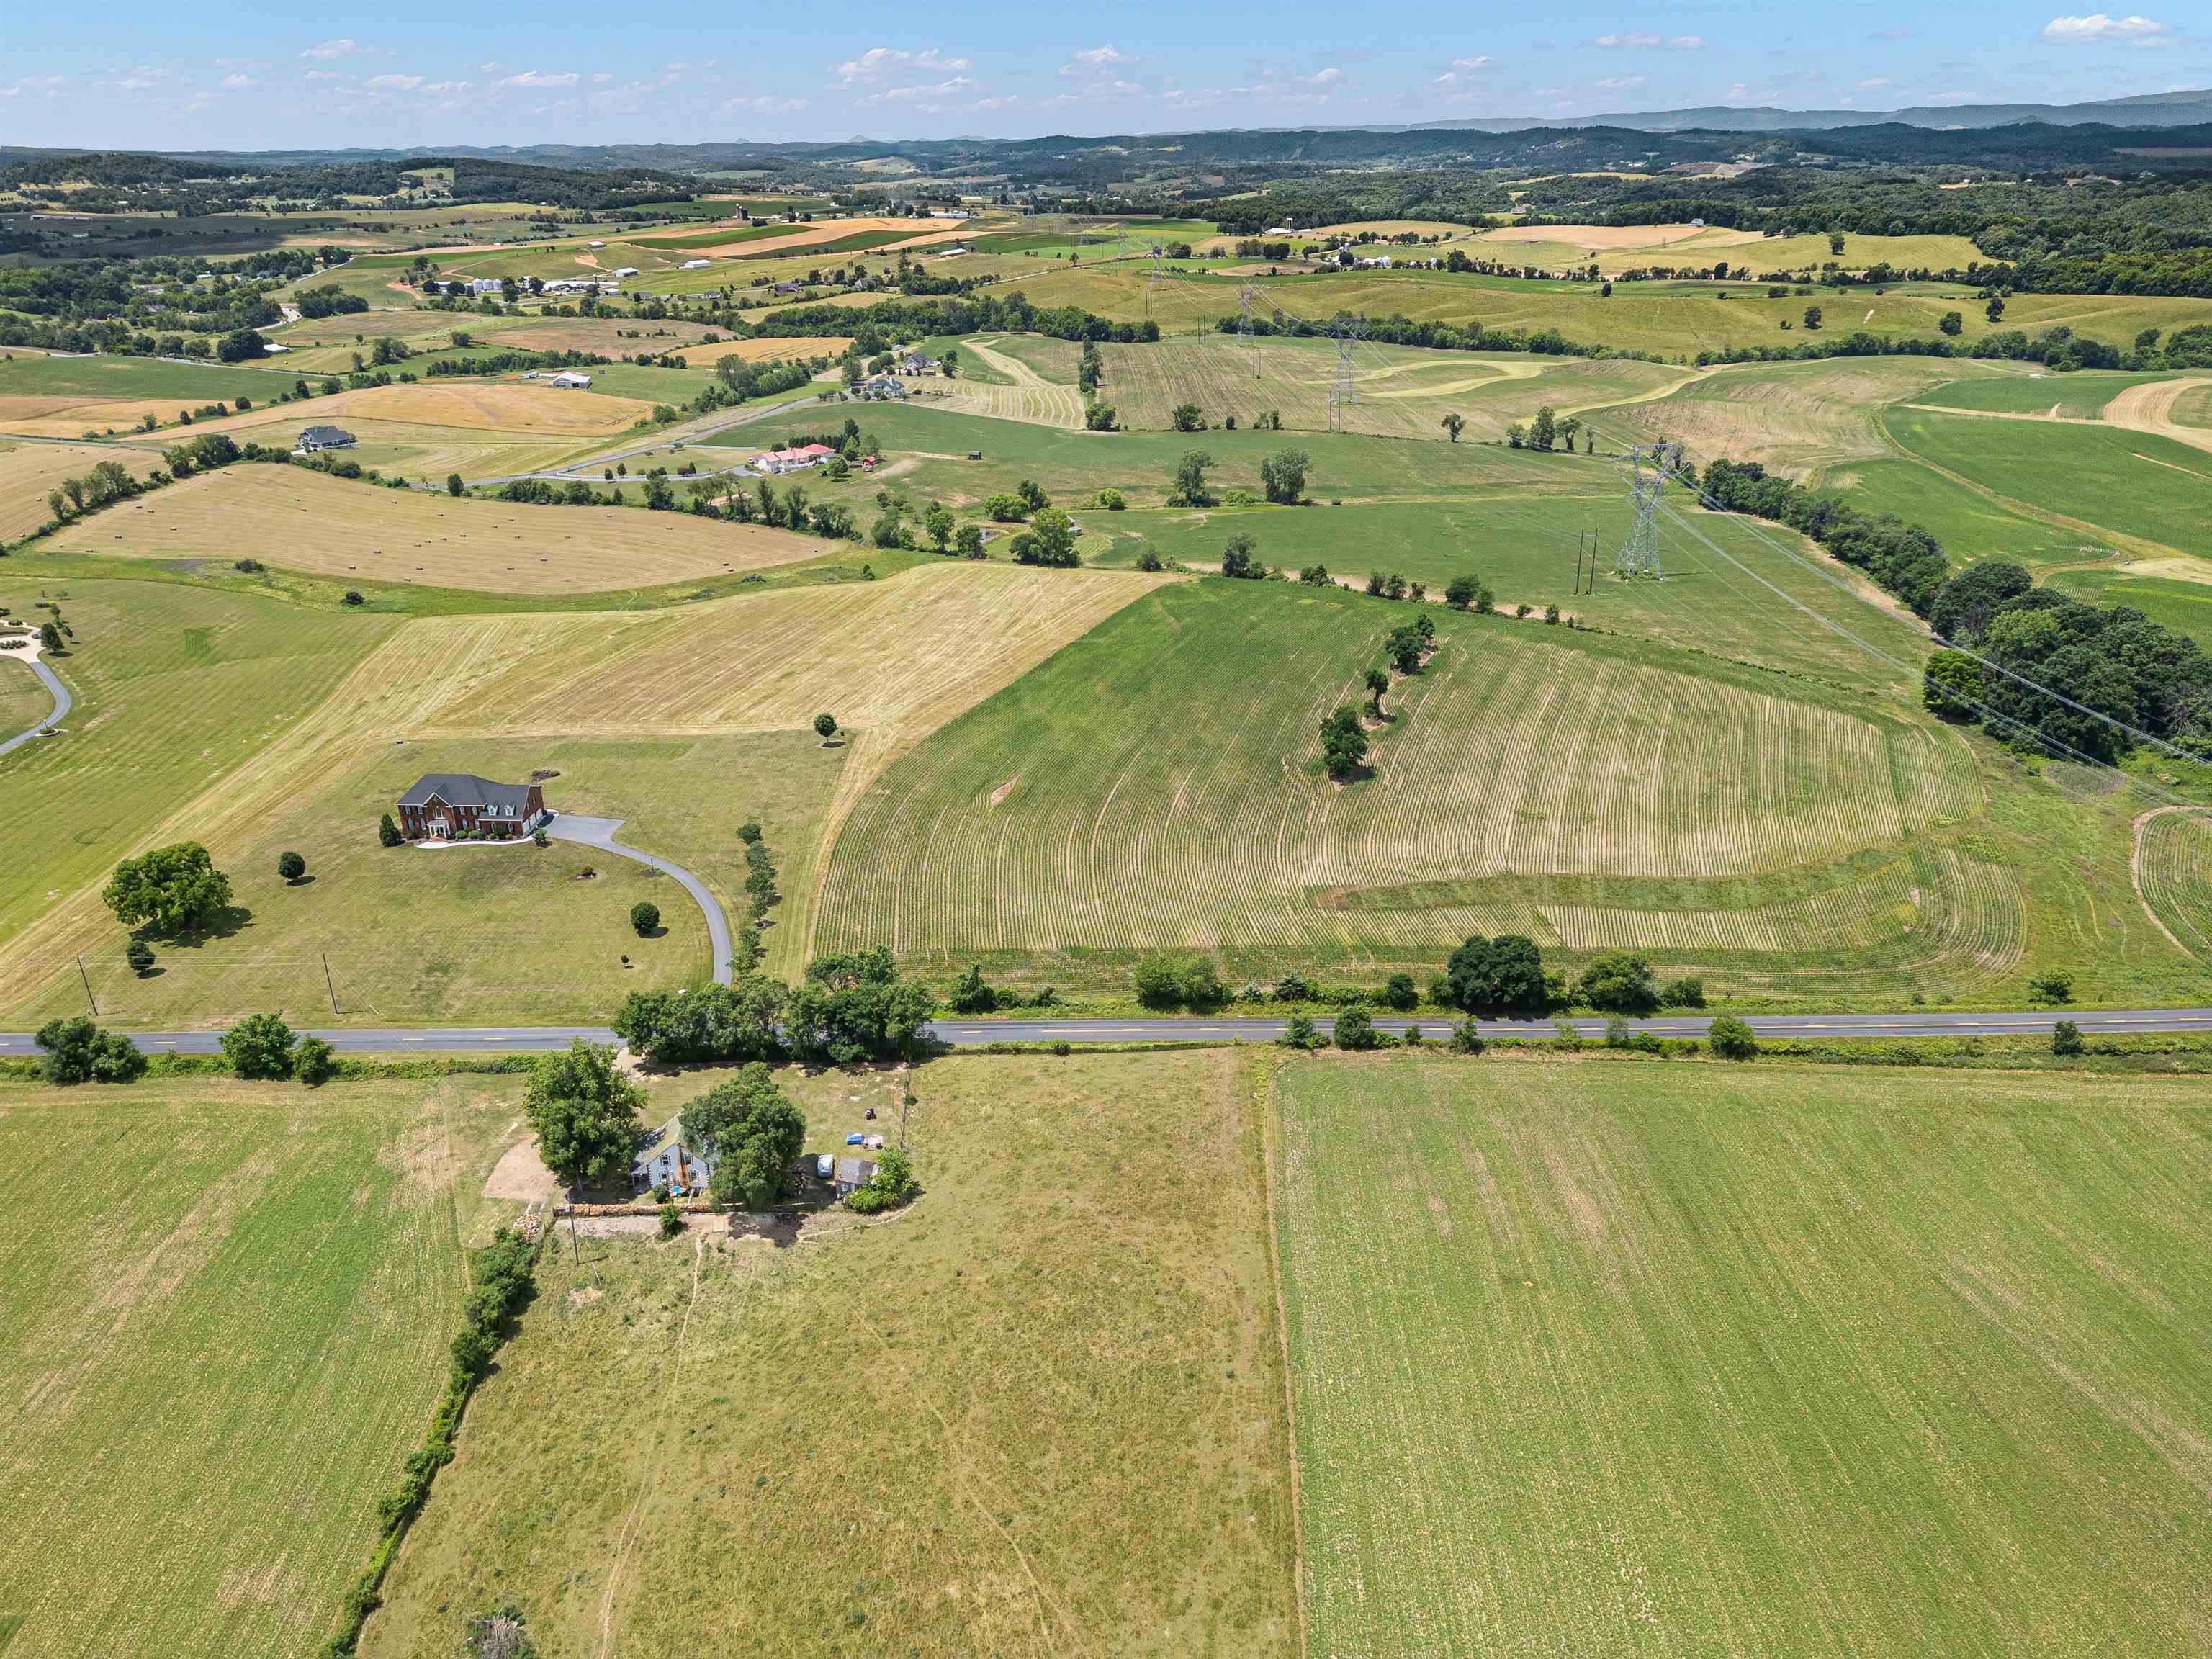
[1064,45,1137,73]
[502,68,581,88]
[2041,12,2162,40]
[1595,31,1704,48]
[1,73,68,96]
[828,47,969,87]
[971,94,1022,109]
[299,38,385,61]
[1451,55,1495,69]
[117,75,159,91]
[363,73,426,91]
[663,59,716,73]
[1597,74,1647,90]
[1853,76,1894,91]
[722,94,808,112]
[880,76,971,102]
[217,71,256,89]
[421,79,473,93]
[303,69,341,81]
[1301,66,1342,84]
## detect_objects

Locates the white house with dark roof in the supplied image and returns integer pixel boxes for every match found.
[297,425,356,453]
[634,1115,714,1195]
[395,773,549,841]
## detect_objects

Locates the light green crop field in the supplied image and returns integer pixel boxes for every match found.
[1010,265,2212,361]
[1907,370,2185,418]
[1274,1053,2212,1658]
[0,1072,524,1659]
[1822,455,2105,572]
[1882,407,2212,560]
[357,1049,1298,1659]
[2045,565,2212,649]
[2176,382,2212,428]
[814,577,2032,997]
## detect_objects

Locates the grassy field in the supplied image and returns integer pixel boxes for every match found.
[1822,454,2105,572]
[2046,562,2212,649]
[46,465,827,594]
[0,1072,526,1659]
[1881,407,2212,561]
[813,576,2015,994]
[1907,370,2185,418]
[0,354,289,437]
[2136,809,2212,964]
[0,563,1160,1021]
[0,649,46,732]
[1010,264,2212,361]
[1578,356,2014,476]
[0,576,394,965]
[1091,333,1689,442]
[1274,1053,2212,1658]
[1470,224,1988,276]
[358,1049,1298,1659]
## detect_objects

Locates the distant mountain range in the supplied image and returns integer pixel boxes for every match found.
[1398,88,2212,135]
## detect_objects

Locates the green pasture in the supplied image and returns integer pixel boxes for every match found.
[1907,369,2182,418]
[0,1072,523,1659]
[1275,1053,2212,1659]
[1883,407,2212,559]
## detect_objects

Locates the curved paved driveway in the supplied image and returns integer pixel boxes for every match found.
[544,815,733,985]
[0,653,70,759]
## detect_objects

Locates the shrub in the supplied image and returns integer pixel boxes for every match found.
[737,820,763,843]
[1707,1015,1759,1061]
[1448,1020,1485,1055]
[949,963,997,1015]
[1279,1012,1323,1049]
[1334,1005,1379,1051]
[1658,976,1706,1009]
[1402,1024,1424,1047]
[295,1035,337,1086]
[278,850,307,884]
[1445,933,1547,1014]
[1132,952,1226,1011]
[34,1016,146,1084]
[1381,971,1419,1011]
[222,1012,297,1079]
[1604,1015,1632,1048]
[379,812,403,848]
[2027,968,2074,1004]
[125,938,155,975]
[630,901,660,935]
[2052,1019,2085,1056]
[1273,971,1313,1004]
[1576,950,1658,1015]
[658,1200,685,1237]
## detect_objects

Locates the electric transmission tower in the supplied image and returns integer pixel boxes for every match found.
[1614,441,1681,579]
[1326,313,1361,431]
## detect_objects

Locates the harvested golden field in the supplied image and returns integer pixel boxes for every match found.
[194,379,655,439]
[1478,220,1725,250]
[0,440,161,539]
[668,333,853,366]
[0,397,243,439]
[45,464,825,592]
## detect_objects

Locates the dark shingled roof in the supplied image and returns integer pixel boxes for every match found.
[298,425,355,445]
[398,773,536,814]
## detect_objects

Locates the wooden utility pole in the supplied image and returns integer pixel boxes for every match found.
[76,954,96,1016]
[323,953,339,1018]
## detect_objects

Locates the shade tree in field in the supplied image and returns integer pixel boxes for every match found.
[1015,508,1080,567]
[1319,703,1368,780]
[1169,450,1215,507]
[1221,533,1262,580]
[222,1012,297,1080]
[523,1038,645,1185]
[630,901,660,935]
[814,711,840,743]
[682,1063,807,1209]
[1440,413,1465,443]
[277,850,307,884]
[102,841,233,935]
[1444,572,1492,612]
[1172,402,1205,431]
[1364,666,1390,718]
[1259,449,1309,504]
[1575,950,1659,1015]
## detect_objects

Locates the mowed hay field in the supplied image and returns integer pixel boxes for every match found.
[1575,356,2018,477]
[0,439,162,540]
[1472,222,1987,274]
[814,579,2013,992]
[1094,333,1691,441]
[2136,809,2212,963]
[193,379,655,439]
[1274,1054,2212,1658]
[0,649,48,733]
[0,353,284,437]
[0,564,1162,1020]
[48,464,827,593]
[357,1050,1298,1659]
[0,1073,524,1659]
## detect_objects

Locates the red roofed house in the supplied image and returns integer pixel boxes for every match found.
[752,442,838,477]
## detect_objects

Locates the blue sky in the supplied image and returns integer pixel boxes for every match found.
[1,2,2205,150]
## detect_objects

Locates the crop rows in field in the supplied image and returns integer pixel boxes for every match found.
[2137,810,2212,963]
[0,1079,500,1658]
[814,580,1980,976]
[1274,1056,2212,1658]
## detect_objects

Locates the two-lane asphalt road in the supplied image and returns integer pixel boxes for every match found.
[4,1007,2207,1058]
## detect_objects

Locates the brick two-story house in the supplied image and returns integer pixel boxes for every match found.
[395,773,549,841]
